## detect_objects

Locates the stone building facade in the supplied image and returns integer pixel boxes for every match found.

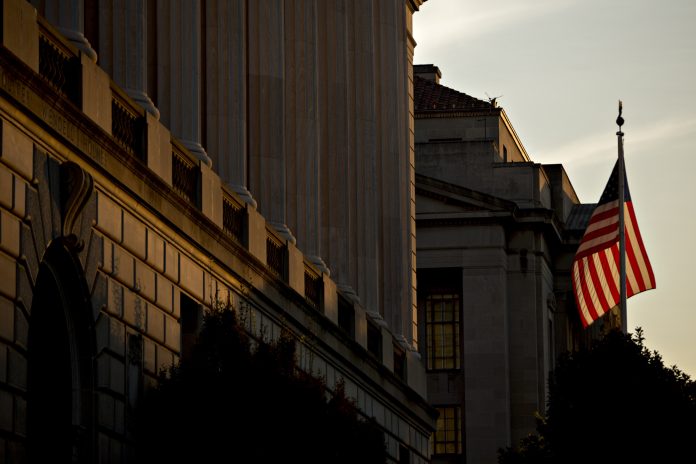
[0,0,435,462]
[413,65,605,463]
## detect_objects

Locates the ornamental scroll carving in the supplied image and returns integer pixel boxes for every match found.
[60,161,93,250]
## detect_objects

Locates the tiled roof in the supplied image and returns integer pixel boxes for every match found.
[566,204,596,231]
[414,75,493,112]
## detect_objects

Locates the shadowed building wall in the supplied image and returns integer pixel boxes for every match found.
[0,0,434,462]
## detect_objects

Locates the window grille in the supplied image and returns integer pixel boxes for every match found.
[266,233,286,280]
[172,146,198,204]
[304,266,322,309]
[39,24,80,105]
[223,196,244,242]
[434,406,462,455]
[425,293,461,370]
[112,92,145,159]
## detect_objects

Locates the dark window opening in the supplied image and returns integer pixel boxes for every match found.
[367,321,382,360]
[399,444,411,464]
[548,318,555,375]
[181,292,202,362]
[394,345,407,382]
[337,294,355,339]
[27,243,95,464]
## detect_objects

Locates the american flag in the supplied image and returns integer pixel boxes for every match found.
[572,161,656,328]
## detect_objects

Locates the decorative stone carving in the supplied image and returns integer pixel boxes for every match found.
[60,161,94,250]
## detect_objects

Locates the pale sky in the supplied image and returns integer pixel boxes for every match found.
[414,0,696,377]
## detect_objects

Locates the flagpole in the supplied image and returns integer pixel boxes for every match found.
[616,101,627,334]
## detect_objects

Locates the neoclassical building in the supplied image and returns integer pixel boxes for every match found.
[413,65,608,463]
[0,0,435,462]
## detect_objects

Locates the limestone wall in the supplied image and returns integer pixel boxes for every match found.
[0,1,434,461]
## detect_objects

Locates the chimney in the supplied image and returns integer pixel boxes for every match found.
[413,64,441,84]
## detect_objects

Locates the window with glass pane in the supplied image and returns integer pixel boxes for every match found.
[425,293,460,370]
[434,406,462,455]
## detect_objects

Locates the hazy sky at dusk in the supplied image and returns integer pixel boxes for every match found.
[414,0,696,376]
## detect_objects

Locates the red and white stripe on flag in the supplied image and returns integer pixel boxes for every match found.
[572,199,656,328]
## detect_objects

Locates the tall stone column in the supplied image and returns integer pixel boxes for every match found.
[318,0,355,290]
[99,0,159,119]
[354,0,380,316]
[205,0,255,206]
[157,0,210,166]
[248,0,294,243]
[343,0,358,294]
[404,0,420,349]
[284,0,325,271]
[374,0,411,343]
[43,0,97,61]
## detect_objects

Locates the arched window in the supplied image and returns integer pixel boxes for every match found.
[27,241,95,464]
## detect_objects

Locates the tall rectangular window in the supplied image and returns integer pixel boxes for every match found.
[393,344,406,382]
[367,321,382,360]
[425,293,460,370]
[434,406,462,456]
[337,294,355,339]
[181,292,202,362]
[418,268,462,371]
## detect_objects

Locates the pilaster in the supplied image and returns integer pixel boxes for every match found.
[318,0,349,288]
[1,0,39,71]
[247,0,293,244]
[356,1,380,318]
[245,205,267,265]
[200,163,222,228]
[81,54,112,135]
[284,0,322,265]
[145,113,172,184]
[205,0,255,207]
[157,0,210,166]
[101,0,159,119]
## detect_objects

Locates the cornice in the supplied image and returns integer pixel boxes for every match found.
[408,0,426,12]
[499,107,531,162]
[415,108,502,119]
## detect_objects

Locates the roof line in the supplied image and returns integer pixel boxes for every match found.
[499,108,531,162]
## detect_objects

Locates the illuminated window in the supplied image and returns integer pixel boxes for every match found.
[425,292,460,370]
[434,406,462,455]
[418,268,462,371]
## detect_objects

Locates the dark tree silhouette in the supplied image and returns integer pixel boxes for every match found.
[136,305,386,464]
[499,328,696,464]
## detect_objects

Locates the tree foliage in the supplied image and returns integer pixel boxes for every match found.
[136,305,386,463]
[499,328,696,464]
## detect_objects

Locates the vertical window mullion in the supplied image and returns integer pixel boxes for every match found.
[424,294,460,371]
